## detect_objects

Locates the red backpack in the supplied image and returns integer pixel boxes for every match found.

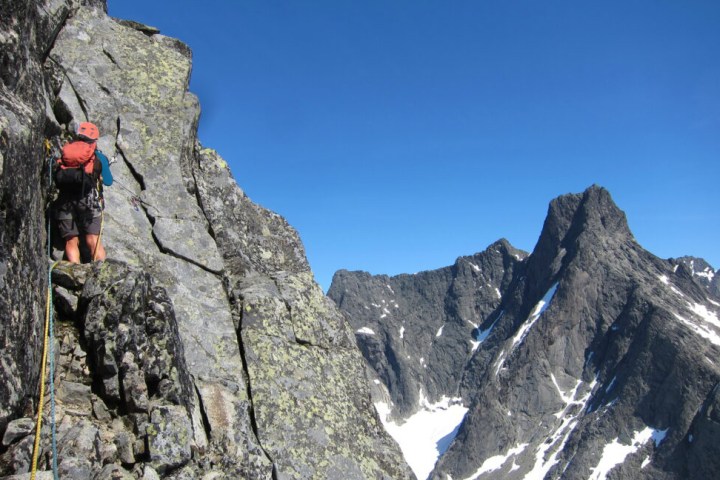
[55,141,100,192]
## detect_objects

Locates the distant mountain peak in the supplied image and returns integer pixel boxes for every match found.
[330,185,720,480]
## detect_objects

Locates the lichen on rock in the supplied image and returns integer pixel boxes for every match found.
[1,1,413,478]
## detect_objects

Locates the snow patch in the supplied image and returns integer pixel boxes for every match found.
[588,427,656,480]
[471,312,503,353]
[470,263,481,272]
[551,374,583,411]
[462,443,528,480]
[605,376,617,394]
[376,396,468,480]
[690,303,720,328]
[494,350,506,376]
[387,284,396,295]
[524,377,597,479]
[511,283,559,350]
[652,428,669,447]
[436,325,445,337]
[674,301,720,346]
[356,327,375,335]
[641,457,651,469]
[400,326,405,339]
[696,268,715,282]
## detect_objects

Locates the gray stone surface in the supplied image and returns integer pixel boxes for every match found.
[147,405,192,473]
[194,146,414,479]
[0,419,34,447]
[329,239,527,419]
[0,0,72,437]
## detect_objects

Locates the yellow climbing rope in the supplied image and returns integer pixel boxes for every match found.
[30,260,60,479]
[92,177,105,262]
[92,209,105,261]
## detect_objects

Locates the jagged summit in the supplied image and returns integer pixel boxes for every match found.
[330,185,720,480]
[673,256,718,296]
[329,239,528,418]
[528,185,633,285]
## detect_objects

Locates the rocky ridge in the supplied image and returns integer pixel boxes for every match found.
[330,186,720,480]
[329,239,527,419]
[0,1,413,478]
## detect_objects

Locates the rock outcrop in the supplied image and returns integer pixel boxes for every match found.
[329,239,527,419]
[330,186,720,480]
[0,1,413,478]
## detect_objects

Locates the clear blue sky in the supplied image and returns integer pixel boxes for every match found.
[109,1,719,291]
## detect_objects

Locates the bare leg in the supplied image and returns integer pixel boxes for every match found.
[85,234,106,261]
[65,236,81,263]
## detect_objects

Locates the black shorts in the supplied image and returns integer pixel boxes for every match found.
[55,194,103,238]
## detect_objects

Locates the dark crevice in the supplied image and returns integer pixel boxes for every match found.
[115,143,146,191]
[190,147,276,473]
[233,295,277,475]
[293,337,329,351]
[116,142,221,275]
[188,147,219,243]
[102,46,119,67]
[40,5,72,62]
[149,228,222,275]
[192,382,212,439]
[49,56,89,121]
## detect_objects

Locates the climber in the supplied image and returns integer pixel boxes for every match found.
[54,122,113,263]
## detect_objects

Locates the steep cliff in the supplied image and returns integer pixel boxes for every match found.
[329,239,527,419]
[0,1,412,478]
[330,186,720,480]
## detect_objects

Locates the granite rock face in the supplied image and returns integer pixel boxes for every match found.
[331,186,720,480]
[674,256,718,297]
[0,0,73,438]
[0,1,412,478]
[193,146,414,479]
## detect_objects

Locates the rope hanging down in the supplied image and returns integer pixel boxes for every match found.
[30,260,60,480]
[30,140,60,479]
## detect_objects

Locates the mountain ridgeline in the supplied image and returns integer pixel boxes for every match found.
[329,186,720,480]
[2,2,718,480]
[0,1,412,478]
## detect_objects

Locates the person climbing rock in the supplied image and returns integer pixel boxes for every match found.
[54,122,113,263]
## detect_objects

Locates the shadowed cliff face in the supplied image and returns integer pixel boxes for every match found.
[0,0,74,438]
[331,186,720,480]
[328,239,528,419]
[0,1,413,478]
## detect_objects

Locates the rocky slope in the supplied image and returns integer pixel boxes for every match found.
[329,239,527,419]
[0,1,413,478]
[329,186,720,480]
